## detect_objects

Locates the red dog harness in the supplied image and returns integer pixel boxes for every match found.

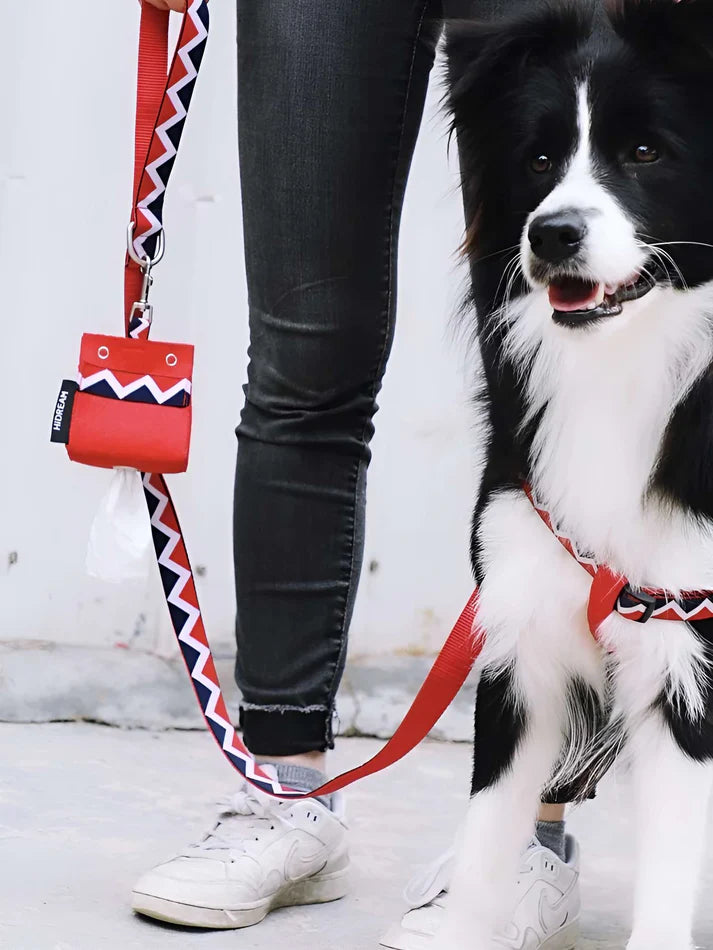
[526,487,713,637]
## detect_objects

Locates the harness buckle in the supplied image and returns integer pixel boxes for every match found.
[619,585,657,624]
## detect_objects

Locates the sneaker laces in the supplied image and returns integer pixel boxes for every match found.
[187,780,291,855]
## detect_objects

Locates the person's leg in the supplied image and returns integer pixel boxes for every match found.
[234,0,444,774]
[133,0,448,930]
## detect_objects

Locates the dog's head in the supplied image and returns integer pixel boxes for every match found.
[447,0,713,330]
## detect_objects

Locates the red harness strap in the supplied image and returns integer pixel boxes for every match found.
[525,486,713,637]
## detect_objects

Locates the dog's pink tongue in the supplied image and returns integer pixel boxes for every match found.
[549,277,601,312]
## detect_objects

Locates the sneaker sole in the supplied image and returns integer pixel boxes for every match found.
[131,864,350,930]
[379,923,434,950]
[538,920,579,950]
[379,918,579,950]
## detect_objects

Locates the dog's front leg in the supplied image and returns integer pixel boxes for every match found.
[432,667,564,950]
[626,713,713,950]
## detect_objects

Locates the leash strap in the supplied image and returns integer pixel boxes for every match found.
[125,0,209,337]
[147,474,481,800]
[124,1,484,800]
[145,459,480,798]
[525,486,713,634]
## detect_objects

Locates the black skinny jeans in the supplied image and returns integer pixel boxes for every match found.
[234,0,528,757]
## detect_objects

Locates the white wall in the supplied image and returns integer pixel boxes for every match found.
[1,0,479,662]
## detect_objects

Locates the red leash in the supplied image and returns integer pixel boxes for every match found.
[294,592,482,800]
[125,2,169,333]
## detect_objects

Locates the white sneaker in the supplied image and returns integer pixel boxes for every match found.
[380,836,580,950]
[132,771,350,929]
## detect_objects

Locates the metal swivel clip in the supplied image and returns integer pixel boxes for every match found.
[126,222,166,328]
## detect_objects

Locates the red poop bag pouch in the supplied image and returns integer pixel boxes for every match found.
[52,332,194,474]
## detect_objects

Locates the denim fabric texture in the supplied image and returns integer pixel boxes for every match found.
[234,0,540,756]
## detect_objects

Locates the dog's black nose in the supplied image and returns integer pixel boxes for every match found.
[528,211,587,263]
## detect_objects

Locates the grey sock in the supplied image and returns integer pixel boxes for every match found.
[535,819,566,861]
[272,763,332,811]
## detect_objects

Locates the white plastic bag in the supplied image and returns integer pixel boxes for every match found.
[86,468,152,582]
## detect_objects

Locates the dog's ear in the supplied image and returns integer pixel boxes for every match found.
[445,3,595,257]
[610,0,713,72]
[444,20,496,111]
[445,3,595,132]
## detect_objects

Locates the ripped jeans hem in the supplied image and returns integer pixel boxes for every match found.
[239,704,336,756]
[239,702,329,714]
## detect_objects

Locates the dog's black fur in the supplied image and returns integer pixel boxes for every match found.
[439,5,713,945]
[450,0,713,515]
[449,0,713,775]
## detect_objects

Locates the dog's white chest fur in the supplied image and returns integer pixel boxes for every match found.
[510,283,713,590]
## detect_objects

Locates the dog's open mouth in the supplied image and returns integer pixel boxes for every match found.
[548,270,658,327]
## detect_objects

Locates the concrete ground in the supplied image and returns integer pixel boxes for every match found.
[2,724,713,950]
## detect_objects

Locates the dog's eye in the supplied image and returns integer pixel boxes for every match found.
[633,145,659,164]
[530,155,553,174]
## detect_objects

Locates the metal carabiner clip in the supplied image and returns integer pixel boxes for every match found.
[126,223,166,327]
[127,221,166,269]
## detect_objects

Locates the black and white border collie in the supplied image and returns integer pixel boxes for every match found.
[440,2,713,948]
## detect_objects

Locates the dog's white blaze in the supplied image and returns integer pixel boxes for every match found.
[522,82,645,290]
[571,82,592,178]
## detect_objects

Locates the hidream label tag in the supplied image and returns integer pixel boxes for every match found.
[50,380,78,444]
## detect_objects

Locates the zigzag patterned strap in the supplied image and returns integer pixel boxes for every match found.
[143,478,482,800]
[125,0,209,338]
[525,485,713,627]
[125,2,484,799]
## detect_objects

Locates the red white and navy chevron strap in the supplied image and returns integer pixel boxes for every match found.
[125,3,483,799]
[125,0,209,340]
[525,486,713,627]
[143,475,482,800]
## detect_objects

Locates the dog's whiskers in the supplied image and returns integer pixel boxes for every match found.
[483,252,523,349]
[471,243,521,266]
[637,240,689,291]
[645,239,713,253]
